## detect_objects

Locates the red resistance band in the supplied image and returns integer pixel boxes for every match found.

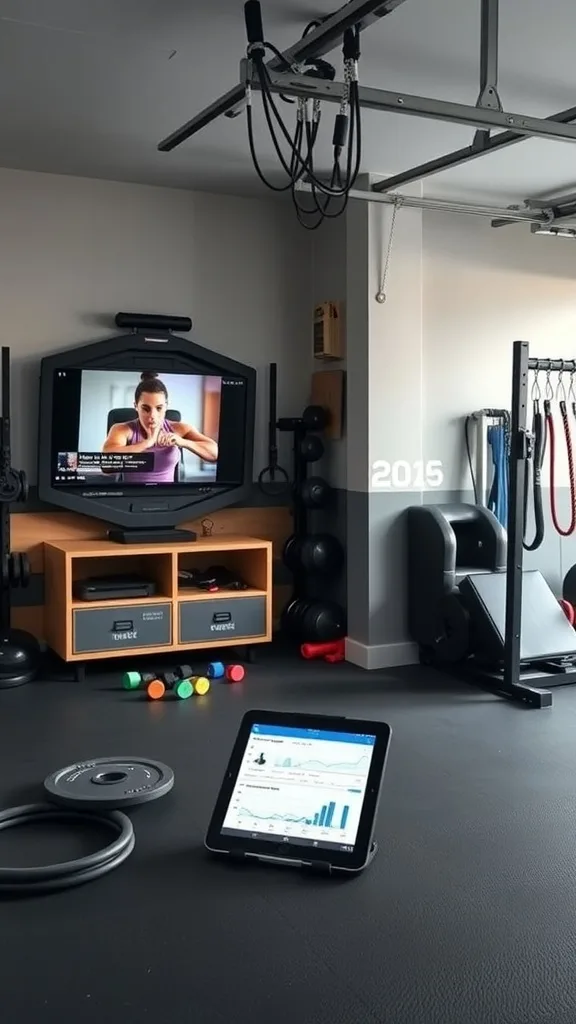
[545,397,576,536]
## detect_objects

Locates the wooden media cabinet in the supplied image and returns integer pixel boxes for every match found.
[43,535,273,663]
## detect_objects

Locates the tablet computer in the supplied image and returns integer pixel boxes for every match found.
[205,709,392,875]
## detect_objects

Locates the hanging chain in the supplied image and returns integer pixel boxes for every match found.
[375,197,403,304]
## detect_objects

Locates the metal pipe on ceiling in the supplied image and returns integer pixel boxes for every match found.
[296,183,542,222]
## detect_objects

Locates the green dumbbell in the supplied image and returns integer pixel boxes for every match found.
[173,678,195,700]
[160,669,194,700]
[122,670,156,691]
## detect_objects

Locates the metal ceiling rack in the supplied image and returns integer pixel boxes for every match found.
[158,0,576,225]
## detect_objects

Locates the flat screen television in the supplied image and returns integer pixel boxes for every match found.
[37,324,256,542]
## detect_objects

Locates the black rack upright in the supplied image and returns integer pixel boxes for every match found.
[502,342,576,708]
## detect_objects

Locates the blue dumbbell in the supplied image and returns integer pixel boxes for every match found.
[207,661,225,679]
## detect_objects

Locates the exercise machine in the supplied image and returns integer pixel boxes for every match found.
[409,342,576,709]
[407,501,576,708]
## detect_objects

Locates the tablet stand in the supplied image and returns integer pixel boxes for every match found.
[225,840,378,876]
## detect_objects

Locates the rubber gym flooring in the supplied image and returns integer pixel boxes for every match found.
[2,649,576,1024]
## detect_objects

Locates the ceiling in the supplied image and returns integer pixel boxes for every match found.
[3,0,576,205]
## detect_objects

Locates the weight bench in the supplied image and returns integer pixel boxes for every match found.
[407,503,506,657]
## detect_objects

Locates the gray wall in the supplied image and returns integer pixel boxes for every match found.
[309,198,576,665]
[0,167,313,481]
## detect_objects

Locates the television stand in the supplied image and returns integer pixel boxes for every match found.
[43,535,272,663]
[108,527,197,545]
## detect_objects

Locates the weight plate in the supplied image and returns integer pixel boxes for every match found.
[44,756,175,810]
[0,468,23,503]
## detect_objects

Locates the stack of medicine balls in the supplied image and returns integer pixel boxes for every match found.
[122,661,245,701]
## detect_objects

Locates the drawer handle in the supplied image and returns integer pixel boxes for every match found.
[112,620,134,632]
[212,612,232,624]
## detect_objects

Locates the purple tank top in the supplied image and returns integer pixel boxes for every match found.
[126,419,180,484]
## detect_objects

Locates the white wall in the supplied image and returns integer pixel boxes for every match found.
[423,212,576,490]
[0,167,312,480]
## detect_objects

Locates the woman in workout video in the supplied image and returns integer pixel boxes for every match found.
[102,372,218,484]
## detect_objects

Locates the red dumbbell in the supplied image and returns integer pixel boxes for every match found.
[325,644,345,663]
[226,664,245,682]
[301,640,343,660]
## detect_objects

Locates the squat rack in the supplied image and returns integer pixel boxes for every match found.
[503,343,576,708]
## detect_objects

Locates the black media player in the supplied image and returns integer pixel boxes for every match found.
[73,575,157,602]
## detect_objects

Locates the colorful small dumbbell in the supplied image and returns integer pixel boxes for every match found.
[160,667,195,700]
[225,664,245,682]
[146,677,167,701]
[207,661,245,683]
[147,675,194,700]
[207,661,225,679]
[122,669,157,691]
[190,675,211,695]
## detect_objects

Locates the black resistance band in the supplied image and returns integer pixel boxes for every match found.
[0,804,134,894]
[523,396,546,551]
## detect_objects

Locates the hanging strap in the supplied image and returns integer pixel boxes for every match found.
[487,424,508,527]
[546,373,576,536]
[523,397,546,550]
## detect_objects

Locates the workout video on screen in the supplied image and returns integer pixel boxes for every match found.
[67,369,222,486]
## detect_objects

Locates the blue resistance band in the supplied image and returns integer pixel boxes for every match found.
[487,424,509,528]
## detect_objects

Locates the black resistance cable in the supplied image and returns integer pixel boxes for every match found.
[0,804,134,894]
[523,394,546,551]
[244,1,362,230]
[464,415,479,504]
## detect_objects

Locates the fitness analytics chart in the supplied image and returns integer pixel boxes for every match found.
[221,724,376,852]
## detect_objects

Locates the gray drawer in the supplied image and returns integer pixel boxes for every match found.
[179,597,266,644]
[73,603,171,654]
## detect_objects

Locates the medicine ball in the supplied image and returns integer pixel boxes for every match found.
[299,534,344,575]
[300,435,324,463]
[301,600,345,642]
[300,476,331,509]
[302,405,329,432]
